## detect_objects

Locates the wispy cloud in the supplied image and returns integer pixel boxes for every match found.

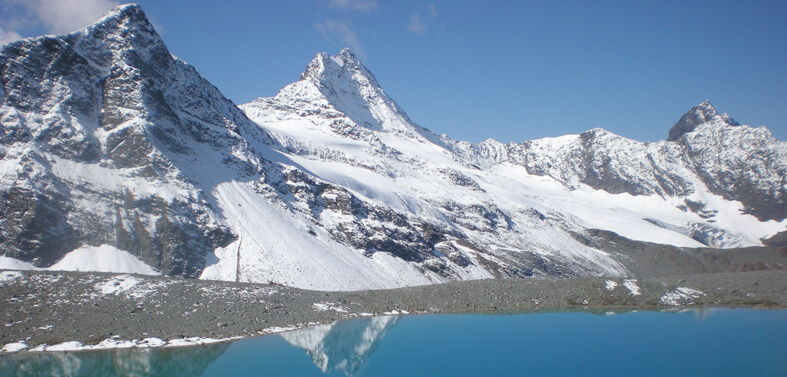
[407,4,439,35]
[408,13,427,35]
[316,20,367,59]
[324,0,378,11]
[428,4,438,18]
[31,0,121,33]
[0,0,120,44]
[0,26,22,45]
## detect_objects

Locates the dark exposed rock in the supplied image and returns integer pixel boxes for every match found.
[0,5,240,277]
[0,187,78,266]
[574,229,785,278]
[667,100,733,141]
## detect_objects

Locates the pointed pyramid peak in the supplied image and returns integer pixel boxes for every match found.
[696,99,717,113]
[334,47,361,65]
[107,3,145,17]
[90,3,150,30]
[67,2,171,65]
[288,48,430,137]
[300,52,331,82]
[339,47,355,55]
[74,3,166,48]
[300,48,377,87]
[668,100,726,141]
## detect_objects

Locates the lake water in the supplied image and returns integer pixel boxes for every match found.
[1,309,785,376]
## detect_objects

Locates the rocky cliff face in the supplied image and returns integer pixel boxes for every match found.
[0,5,253,276]
[1,5,784,290]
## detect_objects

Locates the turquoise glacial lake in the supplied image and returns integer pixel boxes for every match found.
[1,309,785,376]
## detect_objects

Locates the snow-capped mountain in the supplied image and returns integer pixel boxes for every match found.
[240,48,785,278]
[281,316,398,375]
[0,5,504,289]
[0,4,246,277]
[1,5,784,290]
[463,100,787,223]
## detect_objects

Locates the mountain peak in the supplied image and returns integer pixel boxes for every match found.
[75,3,165,49]
[334,47,360,65]
[293,49,415,131]
[299,48,376,88]
[90,3,149,31]
[667,100,738,141]
[104,3,144,18]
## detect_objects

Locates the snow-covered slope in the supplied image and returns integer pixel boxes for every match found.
[1,5,784,291]
[241,49,785,284]
[0,5,473,290]
[241,49,634,281]
[466,101,787,223]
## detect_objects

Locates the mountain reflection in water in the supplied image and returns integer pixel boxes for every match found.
[281,316,398,375]
[0,342,230,377]
[3,310,785,377]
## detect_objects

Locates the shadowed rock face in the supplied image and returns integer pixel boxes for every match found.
[667,100,738,141]
[0,187,77,266]
[0,5,241,276]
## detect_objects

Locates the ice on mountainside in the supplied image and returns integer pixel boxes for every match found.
[1,4,785,290]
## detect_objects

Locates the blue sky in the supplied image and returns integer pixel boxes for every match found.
[1,0,784,143]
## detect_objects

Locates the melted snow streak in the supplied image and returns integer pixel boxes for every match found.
[0,5,785,291]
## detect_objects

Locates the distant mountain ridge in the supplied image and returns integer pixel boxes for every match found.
[1,4,784,290]
[459,100,786,222]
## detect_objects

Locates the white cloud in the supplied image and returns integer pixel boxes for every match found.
[0,0,120,41]
[0,26,23,45]
[407,13,427,35]
[428,4,438,18]
[32,0,121,34]
[324,0,378,11]
[408,4,438,35]
[316,19,367,59]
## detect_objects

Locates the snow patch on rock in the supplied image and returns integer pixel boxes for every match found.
[313,302,349,313]
[50,245,159,275]
[0,270,26,284]
[623,279,641,296]
[0,257,39,272]
[1,341,28,353]
[660,287,706,306]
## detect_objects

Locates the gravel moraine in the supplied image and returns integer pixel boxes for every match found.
[1,269,784,353]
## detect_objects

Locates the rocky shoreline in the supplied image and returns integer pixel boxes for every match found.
[1,269,785,353]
